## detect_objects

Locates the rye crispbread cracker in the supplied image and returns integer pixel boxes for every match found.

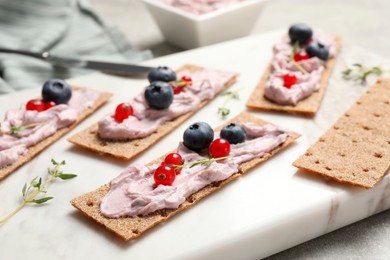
[70,112,300,241]
[67,64,239,160]
[0,88,112,180]
[293,78,390,188]
[246,36,342,117]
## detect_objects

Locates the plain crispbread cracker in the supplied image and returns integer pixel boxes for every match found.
[70,112,300,241]
[67,64,239,160]
[293,78,390,188]
[0,88,112,180]
[246,37,342,117]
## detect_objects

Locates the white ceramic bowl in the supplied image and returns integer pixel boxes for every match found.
[141,0,269,49]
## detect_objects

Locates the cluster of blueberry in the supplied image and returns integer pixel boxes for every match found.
[289,23,330,61]
[154,122,247,187]
[113,66,192,123]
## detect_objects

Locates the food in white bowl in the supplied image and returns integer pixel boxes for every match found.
[142,0,268,49]
[161,0,246,15]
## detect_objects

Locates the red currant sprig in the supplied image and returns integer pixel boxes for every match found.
[26,99,57,112]
[283,74,297,89]
[114,103,134,123]
[170,75,193,94]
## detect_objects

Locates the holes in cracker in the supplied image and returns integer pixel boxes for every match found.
[384,100,390,105]
[86,201,94,207]
[90,129,97,134]
[352,139,358,143]
[305,152,313,156]
[356,101,361,105]
[212,182,221,188]
[99,140,107,146]
[319,138,326,143]
[186,196,195,204]
[325,166,332,171]
[373,113,381,117]
[315,160,320,164]
[374,152,383,158]
[333,126,340,130]
[338,152,346,157]
[345,113,350,117]
[362,126,371,131]
[132,229,140,235]
[363,168,369,172]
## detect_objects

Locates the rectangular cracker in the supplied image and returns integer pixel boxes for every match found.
[67,64,239,160]
[70,112,300,241]
[246,37,342,117]
[0,88,112,180]
[293,78,390,188]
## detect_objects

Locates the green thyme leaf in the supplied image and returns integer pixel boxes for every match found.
[31,197,54,204]
[58,173,77,180]
[22,183,27,197]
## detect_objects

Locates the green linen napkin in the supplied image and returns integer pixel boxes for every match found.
[0,0,152,93]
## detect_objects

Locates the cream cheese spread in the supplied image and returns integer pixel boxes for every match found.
[264,33,337,106]
[100,122,289,218]
[98,68,236,140]
[0,87,102,169]
[161,0,245,15]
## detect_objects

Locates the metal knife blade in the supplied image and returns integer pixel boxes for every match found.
[0,47,153,76]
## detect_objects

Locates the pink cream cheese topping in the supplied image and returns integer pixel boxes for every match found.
[100,123,289,218]
[0,87,102,169]
[264,33,337,106]
[161,0,245,15]
[98,68,236,140]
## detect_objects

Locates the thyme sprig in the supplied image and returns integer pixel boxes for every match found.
[342,63,385,84]
[290,41,308,75]
[0,122,46,135]
[218,88,242,118]
[169,155,231,170]
[0,159,77,225]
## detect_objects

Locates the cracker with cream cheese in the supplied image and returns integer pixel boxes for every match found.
[70,112,300,241]
[67,64,239,160]
[0,87,112,180]
[246,35,342,117]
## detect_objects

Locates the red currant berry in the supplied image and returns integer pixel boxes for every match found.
[209,138,230,159]
[293,52,310,62]
[26,99,45,112]
[154,165,176,187]
[283,74,297,89]
[44,101,57,110]
[164,153,184,175]
[114,103,133,123]
[181,75,192,86]
[171,83,183,95]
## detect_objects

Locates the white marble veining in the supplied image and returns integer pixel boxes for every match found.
[0,31,389,260]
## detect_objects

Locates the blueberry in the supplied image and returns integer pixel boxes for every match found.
[288,23,313,45]
[144,81,174,110]
[220,123,246,144]
[42,78,72,104]
[305,41,329,61]
[148,66,177,83]
[183,122,214,152]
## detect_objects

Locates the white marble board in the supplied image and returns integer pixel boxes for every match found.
[1,30,390,260]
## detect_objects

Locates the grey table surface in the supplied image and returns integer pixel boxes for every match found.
[90,0,390,259]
